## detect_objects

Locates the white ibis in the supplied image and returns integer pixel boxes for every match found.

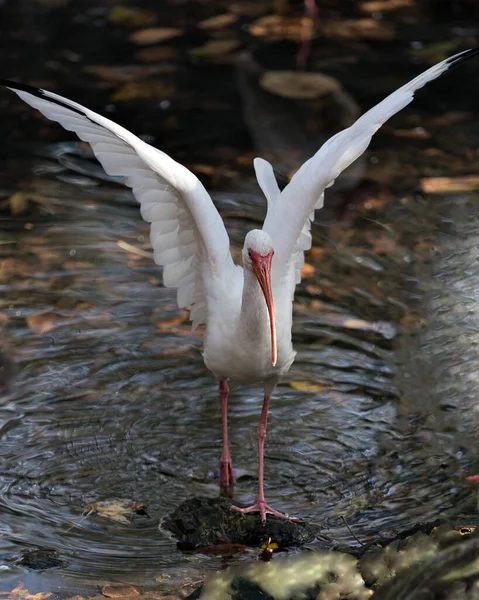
[1,48,476,522]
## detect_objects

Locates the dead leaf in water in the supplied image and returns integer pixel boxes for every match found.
[360,0,414,12]
[260,71,341,99]
[290,381,326,393]
[323,18,396,41]
[198,13,238,30]
[101,585,140,599]
[0,584,51,600]
[107,6,158,28]
[129,27,183,45]
[420,175,479,194]
[229,1,269,16]
[192,39,240,58]
[83,499,147,524]
[26,312,72,334]
[8,192,29,215]
[85,65,174,83]
[112,81,175,102]
[250,15,315,42]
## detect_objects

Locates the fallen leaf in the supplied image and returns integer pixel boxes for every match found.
[101,585,140,599]
[83,499,147,524]
[135,46,179,62]
[107,6,158,28]
[260,70,341,99]
[26,313,71,334]
[420,175,479,194]
[250,15,315,42]
[300,263,315,279]
[391,127,431,139]
[360,0,414,12]
[0,258,31,278]
[191,39,240,58]
[155,312,188,331]
[323,18,396,41]
[8,192,29,215]
[229,2,269,16]
[129,27,183,45]
[0,584,51,600]
[289,381,325,393]
[111,81,175,102]
[84,65,174,83]
[117,240,153,259]
[198,13,238,30]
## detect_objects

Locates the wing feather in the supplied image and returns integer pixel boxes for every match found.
[262,49,478,275]
[1,80,236,328]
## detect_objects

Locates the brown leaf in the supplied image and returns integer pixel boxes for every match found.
[84,65,174,83]
[250,15,315,43]
[155,312,188,331]
[0,584,51,600]
[300,264,315,279]
[101,585,140,599]
[260,70,341,99]
[26,312,72,334]
[83,499,146,524]
[8,192,29,215]
[129,27,183,45]
[198,13,238,30]
[289,381,326,393]
[107,6,158,28]
[360,0,414,12]
[111,81,175,102]
[135,46,179,62]
[192,39,240,58]
[323,18,396,41]
[420,175,479,194]
[391,127,431,140]
[229,1,269,16]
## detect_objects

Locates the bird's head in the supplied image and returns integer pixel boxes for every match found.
[243,230,276,366]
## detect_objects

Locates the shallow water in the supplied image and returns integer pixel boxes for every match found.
[1,0,479,595]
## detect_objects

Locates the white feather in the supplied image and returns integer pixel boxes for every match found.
[6,85,236,329]
[263,49,476,273]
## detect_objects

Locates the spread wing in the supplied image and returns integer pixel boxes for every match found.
[1,80,236,329]
[261,48,478,276]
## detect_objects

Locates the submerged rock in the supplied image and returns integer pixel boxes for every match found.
[162,496,319,550]
[19,549,65,570]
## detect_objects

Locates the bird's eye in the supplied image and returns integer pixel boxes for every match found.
[248,251,252,257]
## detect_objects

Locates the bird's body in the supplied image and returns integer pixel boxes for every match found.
[1,47,477,521]
[203,260,296,385]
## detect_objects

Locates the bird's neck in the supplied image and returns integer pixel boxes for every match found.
[239,268,271,340]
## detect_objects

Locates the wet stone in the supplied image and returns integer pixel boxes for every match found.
[162,496,319,550]
[19,549,65,570]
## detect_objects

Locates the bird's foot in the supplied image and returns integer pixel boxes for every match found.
[219,452,235,492]
[231,499,302,524]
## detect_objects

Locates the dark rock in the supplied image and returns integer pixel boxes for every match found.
[19,549,65,570]
[162,496,319,550]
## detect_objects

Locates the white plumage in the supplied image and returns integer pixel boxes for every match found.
[2,48,476,521]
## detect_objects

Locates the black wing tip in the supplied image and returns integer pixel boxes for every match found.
[446,47,479,69]
[0,78,46,96]
[0,78,89,119]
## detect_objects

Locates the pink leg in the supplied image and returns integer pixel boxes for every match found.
[219,380,235,491]
[232,395,301,523]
